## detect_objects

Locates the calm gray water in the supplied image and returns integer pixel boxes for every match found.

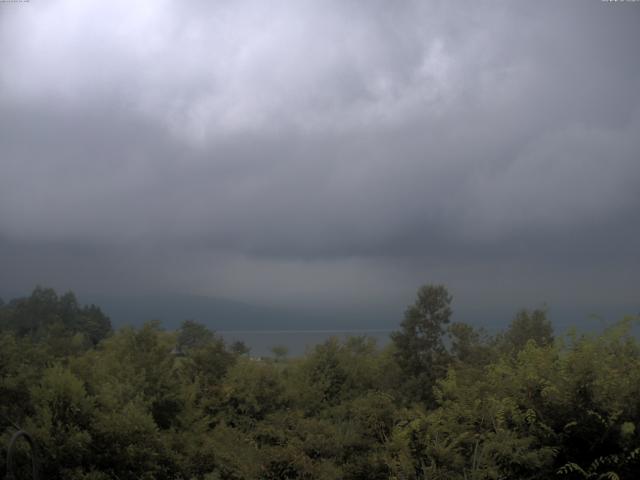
[218,329,393,357]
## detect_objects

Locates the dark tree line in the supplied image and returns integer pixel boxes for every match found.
[1,285,638,479]
[0,286,111,346]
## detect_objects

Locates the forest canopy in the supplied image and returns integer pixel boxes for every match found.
[1,286,639,479]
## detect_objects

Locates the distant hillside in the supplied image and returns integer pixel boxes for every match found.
[81,293,402,332]
[2,289,634,335]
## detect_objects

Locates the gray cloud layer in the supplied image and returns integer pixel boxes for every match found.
[1,1,639,313]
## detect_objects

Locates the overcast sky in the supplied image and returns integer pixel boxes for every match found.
[1,1,638,317]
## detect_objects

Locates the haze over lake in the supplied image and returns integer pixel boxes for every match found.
[1,0,638,330]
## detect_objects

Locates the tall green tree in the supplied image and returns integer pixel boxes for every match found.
[177,319,214,353]
[391,284,453,405]
[501,308,554,354]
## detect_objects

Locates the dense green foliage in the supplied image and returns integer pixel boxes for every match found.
[1,286,639,479]
[0,287,111,347]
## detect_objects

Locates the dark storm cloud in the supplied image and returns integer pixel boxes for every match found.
[0,0,638,310]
